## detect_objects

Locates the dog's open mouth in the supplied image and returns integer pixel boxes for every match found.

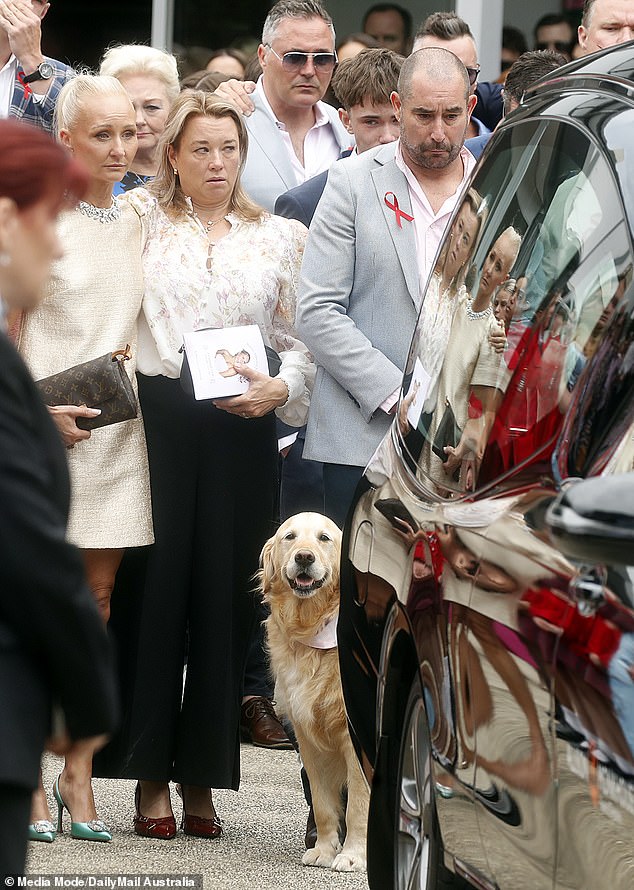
[286,572,325,595]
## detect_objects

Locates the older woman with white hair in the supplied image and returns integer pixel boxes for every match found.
[17,74,153,841]
[100,44,180,194]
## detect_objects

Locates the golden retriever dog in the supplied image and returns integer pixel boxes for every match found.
[259,512,369,872]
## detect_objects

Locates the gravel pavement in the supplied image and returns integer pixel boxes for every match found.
[26,747,369,890]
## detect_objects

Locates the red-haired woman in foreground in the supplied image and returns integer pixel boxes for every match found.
[0,119,118,876]
[17,74,153,842]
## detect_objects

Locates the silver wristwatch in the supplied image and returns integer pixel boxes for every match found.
[22,62,54,84]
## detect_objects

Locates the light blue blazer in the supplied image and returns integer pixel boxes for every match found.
[241,92,352,212]
[296,142,422,468]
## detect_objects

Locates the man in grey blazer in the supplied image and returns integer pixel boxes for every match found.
[218,0,351,212]
[297,47,478,526]
[273,48,403,533]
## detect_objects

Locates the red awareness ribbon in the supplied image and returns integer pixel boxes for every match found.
[17,72,32,99]
[384,191,414,228]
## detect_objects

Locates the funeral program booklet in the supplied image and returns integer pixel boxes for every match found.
[182,325,268,400]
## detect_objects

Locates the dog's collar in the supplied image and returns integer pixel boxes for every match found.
[302,612,338,650]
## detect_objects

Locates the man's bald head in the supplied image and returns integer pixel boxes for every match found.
[397,46,470,103]
[391,46,476,176]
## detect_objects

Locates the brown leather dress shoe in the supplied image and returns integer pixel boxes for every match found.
[240,697,294,749]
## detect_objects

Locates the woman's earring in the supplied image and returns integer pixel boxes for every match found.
[173,168,178,176]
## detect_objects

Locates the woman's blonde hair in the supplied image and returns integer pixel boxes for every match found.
[55,74,133,136]
[436,187,487,292]
[99,44,180,105]
[152,91,264,222]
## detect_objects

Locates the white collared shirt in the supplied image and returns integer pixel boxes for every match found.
[0,54,44,118]
[394,140,476,290]
[255,77,343,185]
[380,141,476,414]
[0,56,18,118]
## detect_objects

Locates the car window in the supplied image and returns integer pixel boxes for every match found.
[398,118,633,498]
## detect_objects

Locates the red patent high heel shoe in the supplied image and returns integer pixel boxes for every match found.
[133,783,176,840]
[177,785,222,839]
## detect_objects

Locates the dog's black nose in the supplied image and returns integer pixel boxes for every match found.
[294,550,315,567]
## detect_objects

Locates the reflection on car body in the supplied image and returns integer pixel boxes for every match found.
[338,41,634,890]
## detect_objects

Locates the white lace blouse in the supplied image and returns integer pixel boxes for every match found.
[124,188,313,426]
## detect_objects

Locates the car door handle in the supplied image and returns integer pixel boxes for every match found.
[569,565,606,617]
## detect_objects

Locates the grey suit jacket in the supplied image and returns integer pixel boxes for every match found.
[241,92,352,212]
[274,149,354,227]
[296,141,421,468]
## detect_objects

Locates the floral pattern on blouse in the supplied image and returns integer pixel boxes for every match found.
[124,187,313,426]
[416,274,463,413]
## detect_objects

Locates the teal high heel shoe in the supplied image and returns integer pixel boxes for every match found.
[28,820,56,843]
[53,775,112,842]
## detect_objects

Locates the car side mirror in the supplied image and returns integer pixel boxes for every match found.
[545,473,634,564]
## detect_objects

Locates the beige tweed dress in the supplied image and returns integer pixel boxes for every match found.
[19,201,153,549]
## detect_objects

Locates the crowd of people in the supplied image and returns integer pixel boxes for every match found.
[1,0,634,876]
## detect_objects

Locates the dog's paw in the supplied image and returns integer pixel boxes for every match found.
[331,849,367,872]
[302,842,340,869]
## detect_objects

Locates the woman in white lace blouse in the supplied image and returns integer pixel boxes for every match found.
[97,91,312,839]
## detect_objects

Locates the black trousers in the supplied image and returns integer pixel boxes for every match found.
[0,784,31,877]
[242,425,325,700]
[279,427,324,522]
[323,463,364,530]
[97,374,278,789]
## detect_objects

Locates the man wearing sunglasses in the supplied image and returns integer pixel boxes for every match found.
[533,13,575,60]
[275,48,403,227]
[413,11,503,139]
[465,49,567,160]
[233,0,350,212]
[228,0,352,753]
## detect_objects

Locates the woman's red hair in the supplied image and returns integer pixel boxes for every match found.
[0,119,88,211]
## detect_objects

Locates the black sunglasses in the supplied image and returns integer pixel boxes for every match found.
[465,65,480,86]
[267,46,338,71]
[535,41,572,53]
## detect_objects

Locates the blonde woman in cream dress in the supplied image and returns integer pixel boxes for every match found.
[18,75,152,841]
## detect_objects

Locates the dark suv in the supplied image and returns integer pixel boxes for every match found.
[339,44,634,890]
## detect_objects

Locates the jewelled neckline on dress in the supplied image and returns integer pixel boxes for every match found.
[465,298,492,320]
[77,200,121,224]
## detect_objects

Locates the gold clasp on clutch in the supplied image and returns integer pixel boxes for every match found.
[112,344,132,362]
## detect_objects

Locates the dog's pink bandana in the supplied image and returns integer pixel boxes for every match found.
[305,612,338,649]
